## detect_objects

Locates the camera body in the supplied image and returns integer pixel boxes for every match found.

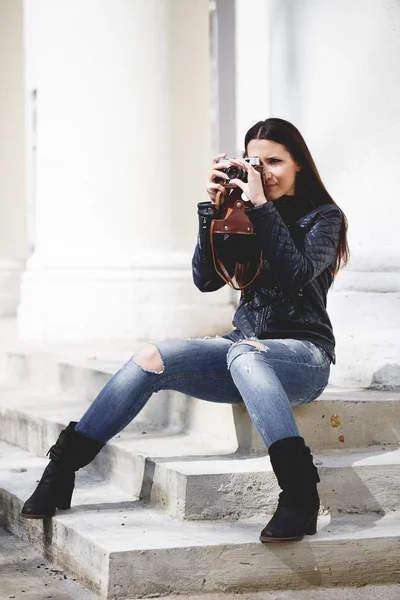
[215,156,263,188]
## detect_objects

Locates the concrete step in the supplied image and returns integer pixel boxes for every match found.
[0,346,240,450]
[241,387,400,452]
[147,447,400,519]
[0,382,236,497]
[2,526,400,600]
[0,382,399,521]
[0,346,190,432]
[1,346,400,454]
[1,442,400,599]
[0,441,136,510]
[112,586,400,600]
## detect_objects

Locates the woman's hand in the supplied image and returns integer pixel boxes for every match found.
[206,153,230,203]
[228,158,268,207]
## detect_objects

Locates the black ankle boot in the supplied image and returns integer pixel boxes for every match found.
[21,422,104,519]
[260,436,320,543]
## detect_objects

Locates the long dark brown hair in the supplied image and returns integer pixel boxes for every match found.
[234,117,349,286]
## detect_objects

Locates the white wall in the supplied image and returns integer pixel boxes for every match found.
[268,0,400,387]
[269,0,400,268]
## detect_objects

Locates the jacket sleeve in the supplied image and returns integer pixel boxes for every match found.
[245,202,343,289]
[192,202,226,292]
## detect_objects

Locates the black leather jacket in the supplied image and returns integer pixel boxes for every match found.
[192,195,343,364]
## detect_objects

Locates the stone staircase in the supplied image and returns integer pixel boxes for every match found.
[0,330,400,598]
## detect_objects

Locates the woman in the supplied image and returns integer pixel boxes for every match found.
[21,118,349,543]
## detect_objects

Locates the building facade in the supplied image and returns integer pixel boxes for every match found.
[0,0,399,389]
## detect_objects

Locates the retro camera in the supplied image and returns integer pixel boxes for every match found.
[215,156,262,187]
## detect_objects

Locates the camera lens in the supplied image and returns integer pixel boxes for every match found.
[226,166,240,179]
[226,166,247,182]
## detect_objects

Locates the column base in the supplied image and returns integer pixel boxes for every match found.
[17,261,235,340]
[0,258,25,317]
[328,270,400,389]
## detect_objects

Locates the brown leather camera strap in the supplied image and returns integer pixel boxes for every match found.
[210,219,263,291]
[214,190,224,208]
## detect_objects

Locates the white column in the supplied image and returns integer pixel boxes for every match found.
[0,0,28,316]
[235,0,270,154]
[269,0,400,388]
[19,0,233,340]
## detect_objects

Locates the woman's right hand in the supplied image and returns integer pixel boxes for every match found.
[206,153,230,203]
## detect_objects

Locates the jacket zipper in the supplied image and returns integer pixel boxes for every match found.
[201,216,209,262]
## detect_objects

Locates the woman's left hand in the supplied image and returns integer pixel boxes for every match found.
[228,159,268,207]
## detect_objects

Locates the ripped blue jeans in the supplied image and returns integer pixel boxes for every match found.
[76,333,330,448]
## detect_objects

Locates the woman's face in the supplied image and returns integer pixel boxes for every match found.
[246,139,300,201]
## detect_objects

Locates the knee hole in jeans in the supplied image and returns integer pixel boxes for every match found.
[236,340,266,351]
[134,344,164,374]
[227,340,268,371]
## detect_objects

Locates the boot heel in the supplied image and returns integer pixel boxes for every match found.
[305,513,318,535]
[56,477,75,510]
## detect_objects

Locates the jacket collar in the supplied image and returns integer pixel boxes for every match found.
[274,193,315,226]
[274,194,336,229]
[296,204,339,232]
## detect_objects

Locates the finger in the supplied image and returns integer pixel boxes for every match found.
[210,168,229,181]
[212,152,227,165]
[207,182,227,194]
[211,161,230,173]
[229,158,249,171]
[248,164,260,177]
[245,163,263,181]
[228,178,245,191]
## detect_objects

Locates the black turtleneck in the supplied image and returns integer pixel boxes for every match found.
[272,193,315,227]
